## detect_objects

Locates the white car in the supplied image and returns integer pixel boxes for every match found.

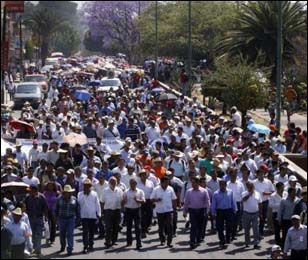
[14,82,43,109]
[98,78,122,92]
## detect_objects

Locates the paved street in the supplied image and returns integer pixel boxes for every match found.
[30,211,274,259]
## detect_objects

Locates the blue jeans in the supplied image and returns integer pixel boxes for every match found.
[29,217,44,253]
[59,217,75,253]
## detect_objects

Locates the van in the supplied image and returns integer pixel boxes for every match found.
[14,82,43,109]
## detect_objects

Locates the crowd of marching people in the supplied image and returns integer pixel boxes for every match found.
[1,56,307,259]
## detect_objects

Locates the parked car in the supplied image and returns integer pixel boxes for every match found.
[98,78,122,92]
[14,82,43,109]
[23,74,49,97]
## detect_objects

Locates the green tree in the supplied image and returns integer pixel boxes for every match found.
[25,9,67,65]
[202,55,270,127]
[138,1,238,67]
[53,25,81,57]
[216,1,307,83]
[24,39,34,62]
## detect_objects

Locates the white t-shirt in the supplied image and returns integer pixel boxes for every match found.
[101,186,124,210]
[137,179,154,199]
[22,176,40,187]
[232,111,242,127]
[150,186,177,213]
[242,190,262,213]
[253,179,276,201]
[227,181,245,202]
[124,188,145,209]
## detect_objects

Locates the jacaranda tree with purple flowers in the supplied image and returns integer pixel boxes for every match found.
[82,1,152,63]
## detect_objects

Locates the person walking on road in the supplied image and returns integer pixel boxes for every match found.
[55,185,78,256]
[283,215,307,259]
[101,177,124,249]
[123,178,145,250]
[241,181,262,249]
[151,176,177,248]
[183,176,211,249]
[78,179,101,254]
[211,179,236,248]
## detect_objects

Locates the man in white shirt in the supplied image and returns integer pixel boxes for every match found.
[101,177,124,249]
[124,178,145,250]
[37,143,49,163]
[77,179,101,254]
[231,106,242,127]
[269,182,287,247]
[253,167,275,238]
[22,167,40,188]
[112,158,128,177]
[274,163,289,185]
[137,170,155,238]
[227,169,245,240]
[15,143,28,171]
[29,140,41,169]
[121,161,137,189]
[94,173,109,240]
[241,181,262,248]
[151,176,177,247]
[145,120,161,144]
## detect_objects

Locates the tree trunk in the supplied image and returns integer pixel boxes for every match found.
[222,102,227,115]
[241,110,247,128]
[41,38,49,67]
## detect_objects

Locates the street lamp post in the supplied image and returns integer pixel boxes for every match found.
[1,6,7,104]
[188,1,192,97]
[276,1,282,131]
[155,0,158,80]
[19,16,23,81]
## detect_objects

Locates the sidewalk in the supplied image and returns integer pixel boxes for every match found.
[250,108,307,132]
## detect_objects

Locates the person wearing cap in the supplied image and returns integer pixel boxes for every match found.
[55,185,78,256]
[121,160,137,189]
[278,187,300,247]
[101,177,124,249]
[77,179,101,254]
[273,137,287,154]
[283,214,307,259]
[123,178,145,250]
[253,169,275,238]
[103,120,120,139]
[120,140,133,165]
[5,207,31,259]
[285,175,303,197]
[1,165,21,183]
[25,185,48,257]
[137,170,155,239]
[270,245,283,259]
[211,179,236,248]
[183,176,210,249]
[150,176,177,248]
[55,149,74,171]
[168,151,186,181]
[269,182,287,247]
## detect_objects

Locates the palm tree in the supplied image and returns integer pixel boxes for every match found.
[216,1,307,83]
[25,9,67,66]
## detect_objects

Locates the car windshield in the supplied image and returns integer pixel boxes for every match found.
[101,79,120,87]
[16,85,37,93]
[24,75,46,82]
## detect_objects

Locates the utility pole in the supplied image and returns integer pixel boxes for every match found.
[1,6,7,104]
[155,0,158,80]
[20,16,23,80]
[276,1,282,131]
[188,0,192,97]
[138,1,141,64]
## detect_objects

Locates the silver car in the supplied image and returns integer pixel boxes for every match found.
[14,82,43,109]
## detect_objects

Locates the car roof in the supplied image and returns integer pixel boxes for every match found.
[24,74,45,77]
[17,82,40,86]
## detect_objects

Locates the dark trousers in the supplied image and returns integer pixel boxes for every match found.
[189,208,205,245]
[291,249,307,260]
[97,216,105,237]
[125,208,142,246]
[105,209,121,246]
[157,212,173,244]
[141,200,153,234]
[281,219,292,248]
[173,210,178,235]
[81,218,96,249]
[202,211,208,239]
[216,209,233,244]
[47,209,56,242]
[272,212,282,246]
[11,243,25,259]
[259,200,268,236]
[232,202,242,238]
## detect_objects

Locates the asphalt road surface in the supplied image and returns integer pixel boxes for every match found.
[28,211,274,259]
